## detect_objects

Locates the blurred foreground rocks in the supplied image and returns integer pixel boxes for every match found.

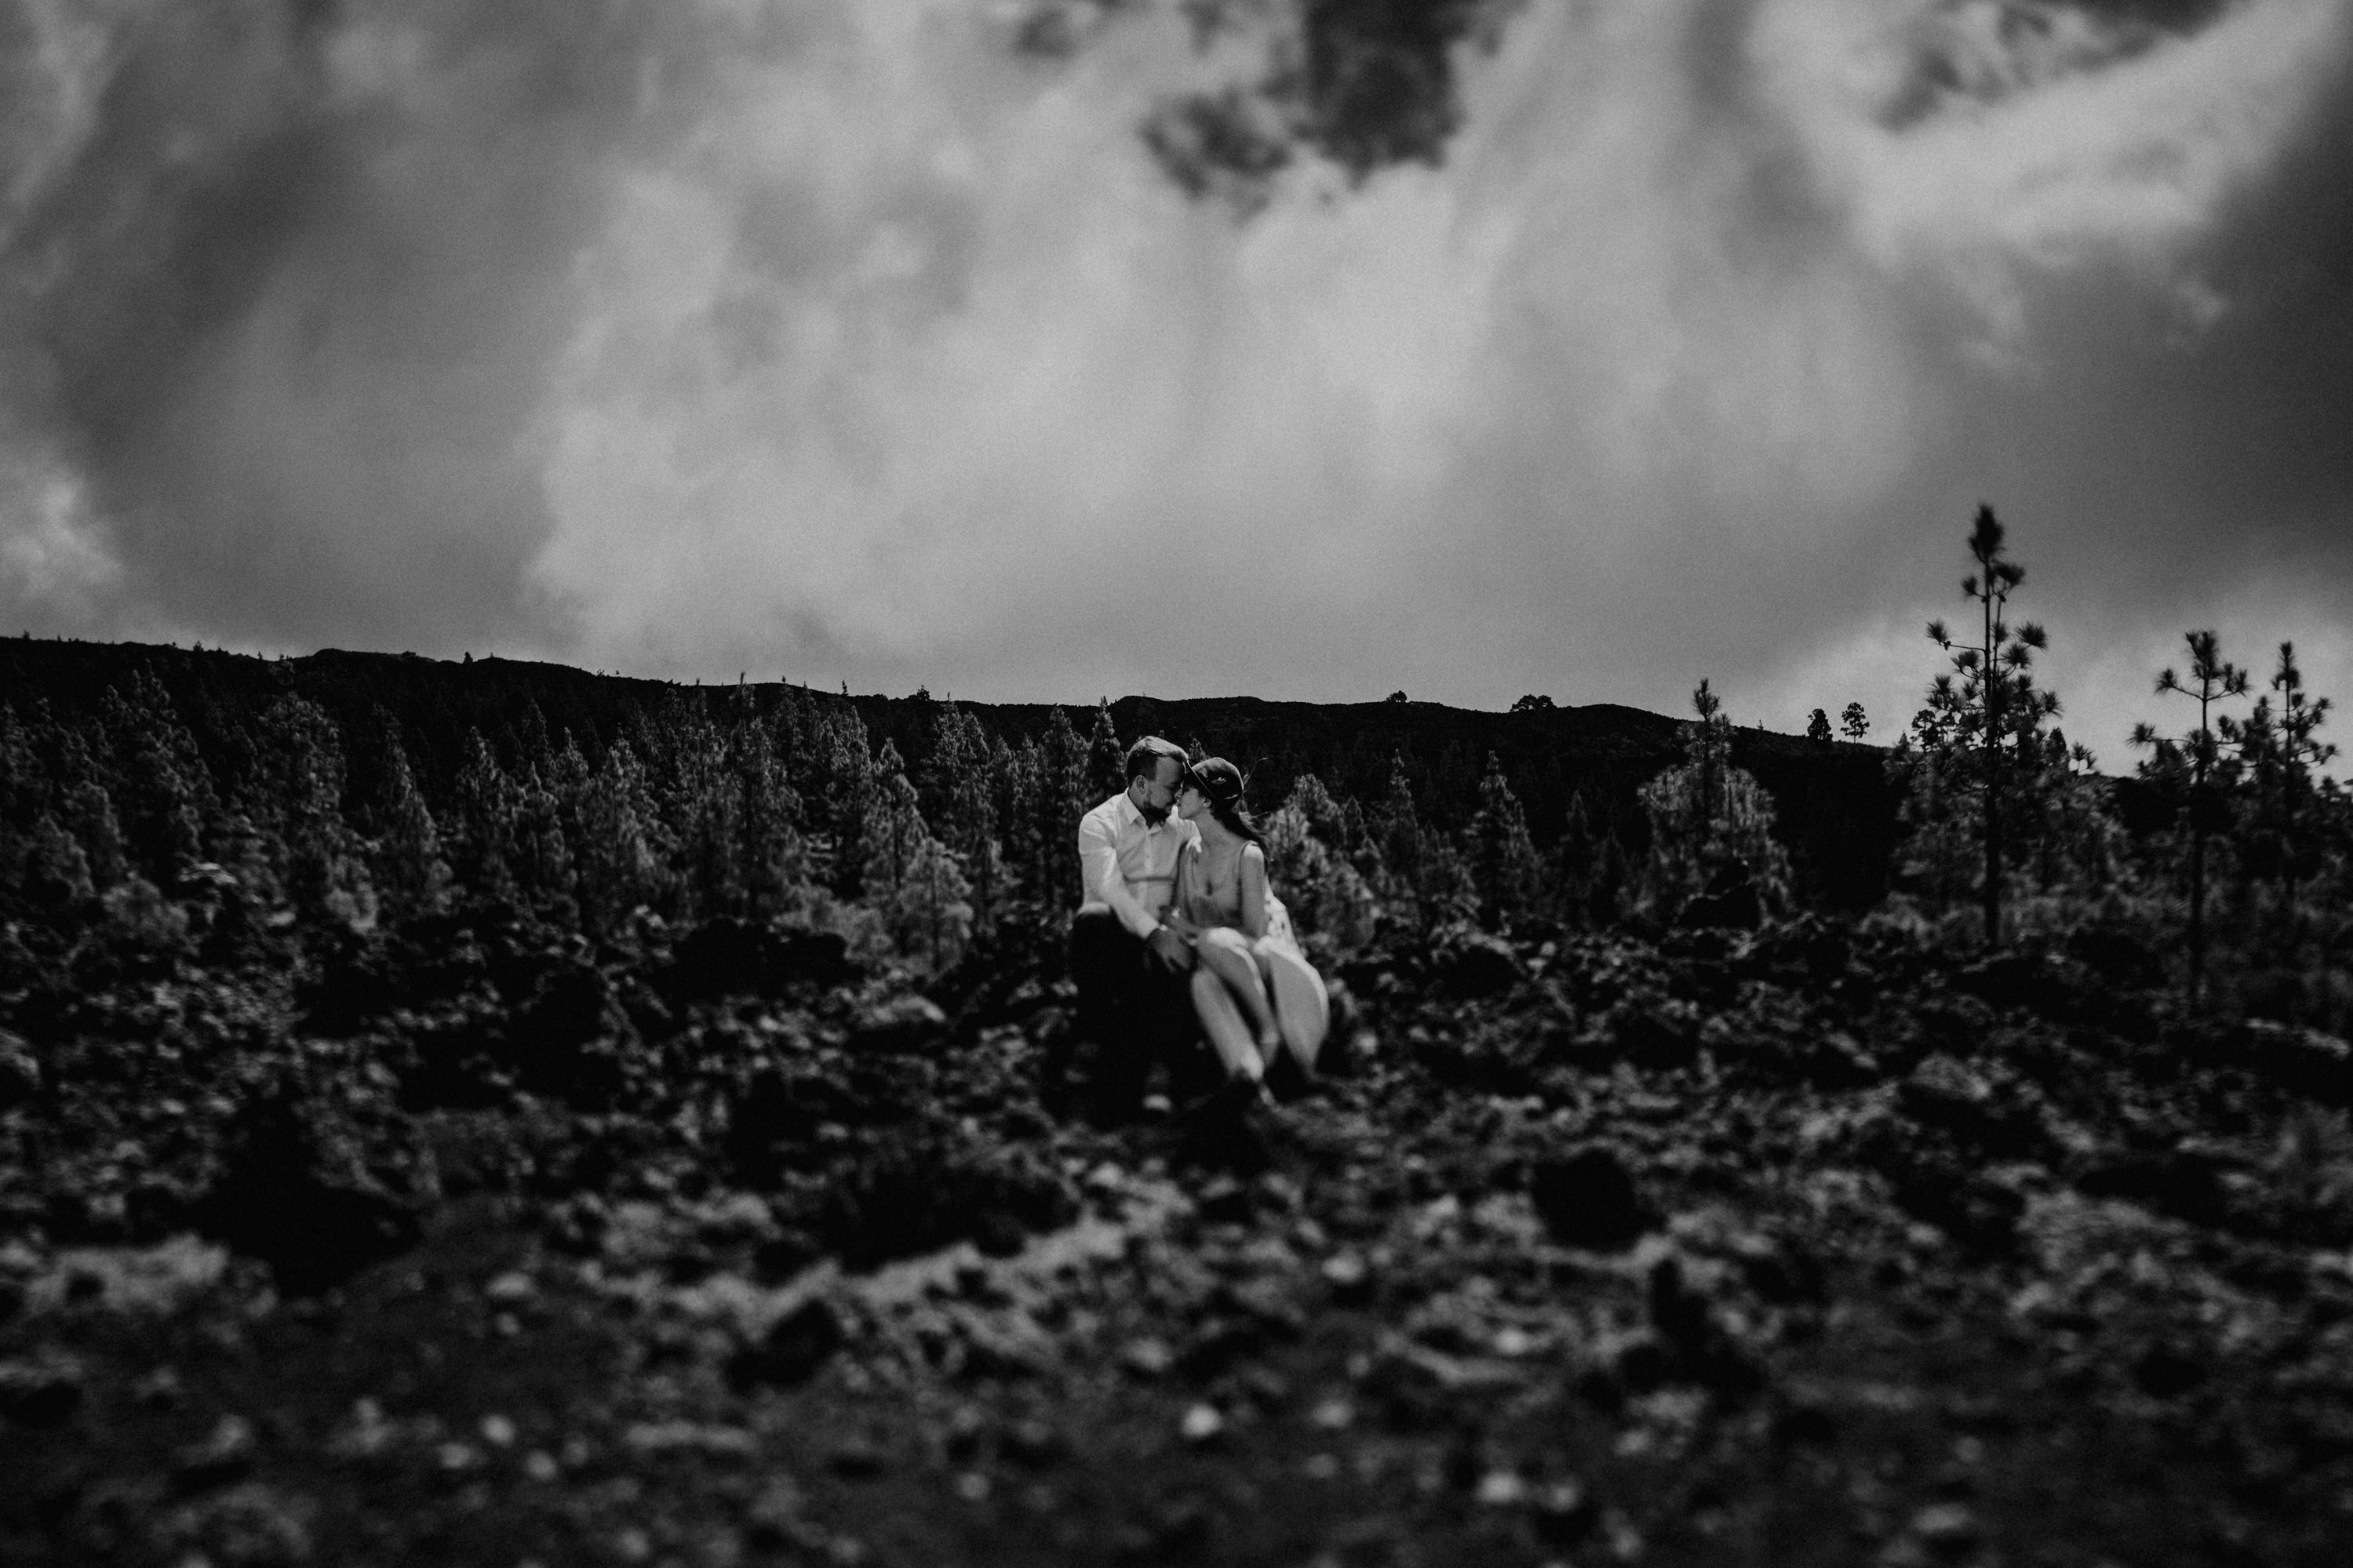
[8,907,2353,1563]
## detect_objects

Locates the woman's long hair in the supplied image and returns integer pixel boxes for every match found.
[1189,759,1267,854]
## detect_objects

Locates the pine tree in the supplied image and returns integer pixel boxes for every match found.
[736,717,809,916]
[922,704,1002,931]
[893,831,974,974]
[2228,642,2337,937]
[1466,752,1543,930]
[1807,708,1833,746]
[448,730,522,904]
[862,742,971,970]
[1640,681,1790,919]
[985,737,1040,911]
[1550,790,1598,927]
[1262,773,1379,949]
[254,696,377,930]
[1084,700,1126,805]
[2132,630,2249,1002]
[99,671,216,882]
[1372,752,1426,919]
[1035,707,1089,903]
[62,779,129,892]
[372,727,451,922]
[574,740,668,933]
[810,705,877,899]
[664,708,744,919]
[512,766,577,919]
[21,813,95,911]
[0,706,44,908]
[1841,702,1869,742]
[1909,505,2060,945]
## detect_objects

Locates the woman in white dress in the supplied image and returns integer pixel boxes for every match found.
[1167,758,1322,1095]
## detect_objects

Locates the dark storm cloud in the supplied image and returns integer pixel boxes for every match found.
[0,1,759,649]
[0,0,2347,764]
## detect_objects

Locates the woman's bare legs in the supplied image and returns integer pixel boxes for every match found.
[1190,969,1262,1082]
[1195,928,1281,1058]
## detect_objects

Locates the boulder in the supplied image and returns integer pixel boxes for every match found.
[1528,1145,1657,1252]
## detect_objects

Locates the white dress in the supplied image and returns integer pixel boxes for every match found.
[1174,841,1326,1069]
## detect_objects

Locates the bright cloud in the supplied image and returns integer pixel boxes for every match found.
[0,0,2347,736]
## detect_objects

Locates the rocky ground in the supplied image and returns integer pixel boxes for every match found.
[6,908,2353,1566]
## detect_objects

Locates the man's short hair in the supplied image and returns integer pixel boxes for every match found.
[1124,736,1186,784]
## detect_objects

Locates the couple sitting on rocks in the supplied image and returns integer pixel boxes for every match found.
[1067,737,1328,1119]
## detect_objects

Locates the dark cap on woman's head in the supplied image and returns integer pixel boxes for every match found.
[1188,756,1246,803]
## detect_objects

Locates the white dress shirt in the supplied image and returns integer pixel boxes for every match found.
[1076,791,1200,940]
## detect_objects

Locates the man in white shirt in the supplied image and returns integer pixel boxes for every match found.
[1064,736,1203,1117]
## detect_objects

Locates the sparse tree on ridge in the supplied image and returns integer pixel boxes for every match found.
[1912,505,2059,947]
[1807,709,1832,746]
[2227,642,2338,940]
[2133,630,2249,1002]
[1841,703,1868,742]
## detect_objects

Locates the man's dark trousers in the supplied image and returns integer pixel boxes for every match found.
[1065,904,1204,1115]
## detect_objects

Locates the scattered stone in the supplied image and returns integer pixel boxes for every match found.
[624,1421,757,1460]
[175,1413,260,1492]
[743,1478,823,1552]
[27,1237,229,1315]
[162,1482,314,1566]
[1906,1501,1980,1557]
[1320,1252,1374,1302]
[133,1364,184,1408]
[0,1027,40,1108]
[730,1296,844,1389]
[827,1435,887,1478]
[1534,1478,1600,1544]
[0,1352,83,1427]
[484,1269,537,1304]
[1001,1417,1069,1468]
[1529,1146,1657,1252]
[1119,1337,1175,1379]
[1196,1176,1253,1225]
[850,995,950,1053]
[1179,1403,1225,1444]
[1437,931,1524,999]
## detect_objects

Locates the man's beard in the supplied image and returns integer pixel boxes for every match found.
[1138,800,1171,826]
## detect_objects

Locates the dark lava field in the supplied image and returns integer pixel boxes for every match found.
[8,904,2353,1567]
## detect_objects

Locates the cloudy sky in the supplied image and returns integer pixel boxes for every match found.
[2,0,2349,763]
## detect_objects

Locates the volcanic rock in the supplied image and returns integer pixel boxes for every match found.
[1528,1146,1657,1252]
[188,1091,421,1295]
[729,1296,843,1390]
[0,1352,83,1426]
[0,1027,40,1108]
[850,995,950,1054]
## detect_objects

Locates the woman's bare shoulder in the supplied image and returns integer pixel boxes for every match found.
[1241,843,1266,868]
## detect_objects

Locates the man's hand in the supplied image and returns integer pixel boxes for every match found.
[1146,923,1192,971]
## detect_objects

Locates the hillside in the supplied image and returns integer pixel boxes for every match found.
[0,637,1903,911]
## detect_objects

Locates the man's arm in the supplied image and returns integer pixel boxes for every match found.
[1078,808,1160,940]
